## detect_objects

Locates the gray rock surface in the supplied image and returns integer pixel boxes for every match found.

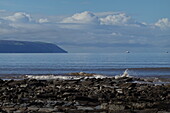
[0,77,170,113]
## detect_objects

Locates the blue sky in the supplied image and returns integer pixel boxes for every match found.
[0,0,170,23]
[0,0,170,52]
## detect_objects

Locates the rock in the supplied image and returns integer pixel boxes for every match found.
[116,89,123,94]
[28,101,44,107]
[20,84,28,88]
[38,108,57,112]
[132,103,146,109]
[75,96,98,102]
[2,107,17,113]
[134,109,158,113]
[27,107,39,112]
[108,104,125,111]
[0,79,4,84]
[157,111,170,113]
[120,83,136,88]
[81,80,93,86]
[88,102,99,106]
[68,72,94,76]
[0,108,7,113]
[100,103,108,109]
[13,108,27,113]
[77,106,94,110]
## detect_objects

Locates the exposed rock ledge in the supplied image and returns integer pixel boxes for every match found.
[0,76,169,113]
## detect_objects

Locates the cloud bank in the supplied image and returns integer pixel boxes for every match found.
[100,13,131,25]
[0,11,170,52]
[155,18,170,29]
[61,11,99,24]
[38,18,49,23]
[3,12,32,23]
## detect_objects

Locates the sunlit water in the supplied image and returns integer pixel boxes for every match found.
[0,53,170,78]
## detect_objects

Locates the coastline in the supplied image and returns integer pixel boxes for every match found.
[0,73,170,113]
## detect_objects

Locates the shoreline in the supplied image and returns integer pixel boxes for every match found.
[0,72,170,83]
[0,74,170,112]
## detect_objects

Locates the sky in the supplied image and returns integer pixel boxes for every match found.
[0,0,170,53]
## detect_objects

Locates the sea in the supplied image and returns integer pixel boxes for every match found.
[0,53,170,78]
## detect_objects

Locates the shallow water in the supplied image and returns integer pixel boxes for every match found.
[0,53,170,78]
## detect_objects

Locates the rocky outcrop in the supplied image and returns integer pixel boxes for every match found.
[0,77,169,112]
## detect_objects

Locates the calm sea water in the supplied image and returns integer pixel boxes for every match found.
[0,53,170,78]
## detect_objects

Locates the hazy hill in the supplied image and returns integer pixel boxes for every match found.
[0,40,67,53]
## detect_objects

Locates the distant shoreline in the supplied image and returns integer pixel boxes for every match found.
[0,40,67,53]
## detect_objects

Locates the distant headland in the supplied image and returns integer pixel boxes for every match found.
[0,40,67,53]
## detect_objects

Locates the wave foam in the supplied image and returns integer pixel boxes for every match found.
[25,74,108,80]
[115,69,133,79]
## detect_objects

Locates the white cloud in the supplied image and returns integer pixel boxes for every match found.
[61,11,99,24]
[3,12,32,23]
[60,11,146,28]
[94,11,118,17]
[0,10,6,13]
[38,18,49,23]
[155,18,170,29]
[0,18,17,34]
[99,13,132,25]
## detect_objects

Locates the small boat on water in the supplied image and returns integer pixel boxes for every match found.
[126,51,130,53]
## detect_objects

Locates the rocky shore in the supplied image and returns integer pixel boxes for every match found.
[0,75,170,113]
